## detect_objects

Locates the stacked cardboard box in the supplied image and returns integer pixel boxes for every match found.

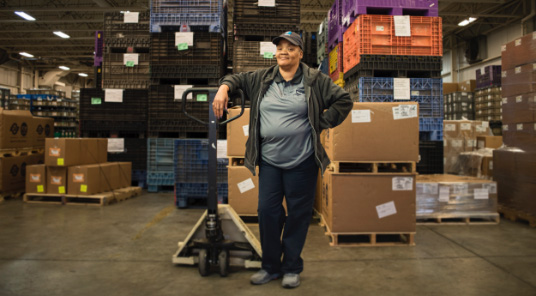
[456,136,502,179]
[25,138,132,196]
[321,102,418,234]
[444,92,475,120]
[475,86,502,121]
[443,120,493,174]
[494,32,536,218]
[416,174,498,218]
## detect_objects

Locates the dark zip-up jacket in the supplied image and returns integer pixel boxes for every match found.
[221,62,352,176]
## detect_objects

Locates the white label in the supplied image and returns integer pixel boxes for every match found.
[411,90,420,96]
[453,183,469,194]
[502,98,508,104]
[482,183,497,194]
[534,123,536,131]
[517,124,523,131]
[242,125,249,137]
[502,71,507,78]
[451,140,463,148]
[237,178,255,193]
[515,67,521,74]
[174,85,193,100]
[124,12,139,23]
[467,139,476,148]
[260,42,277,55]
[438,186,450,202]
[376,201,397,219]
[393,78,410,100]
[376,26,385,32]
[423,183,439,195]
[393,104,418,120]
[533,32,536,40]
[393,15,411,37]
[460,123,471,131]
[217,140,227,159]
[445,124,456,132]
[474,188,489,200]
[503,125,509,131]
[123,53,139,66]
[318,22,323,35]
[104,89,123,102]
[480,67,486,74]
[478,140,485,149]
[392,177,413,191]
[175,32,194,46]
[352,110,371,123]
[476,125,487,133]
[108,138,124,152]
[533,63,536,71]
[258,0,275,6]
[515,39,522,46]
[489,161,494,170]
[501,45,506,52]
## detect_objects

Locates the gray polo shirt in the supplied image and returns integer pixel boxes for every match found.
[259,66,314,169]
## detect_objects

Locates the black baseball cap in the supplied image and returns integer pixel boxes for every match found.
[272,31,303,49]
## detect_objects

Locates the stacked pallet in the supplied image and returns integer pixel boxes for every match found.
[232,0,299,74]
[327,0,344,85]
[474,65,502,122]
[317,17,328,74]
[494,32,536,225]
[339,0,442,174]
[319,102,418,246]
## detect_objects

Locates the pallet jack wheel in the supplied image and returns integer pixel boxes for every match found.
[198,249,209,277]
[218,250,229,277]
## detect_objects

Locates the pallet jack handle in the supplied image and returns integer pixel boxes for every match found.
[181,87,246,126]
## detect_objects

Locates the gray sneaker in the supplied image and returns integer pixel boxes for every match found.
[250,269,280,285]
[282,273,300,289]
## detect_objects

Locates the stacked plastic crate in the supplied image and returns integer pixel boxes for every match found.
[444,91,475,120]
[94,31,104,88]
[301,32,319,69]
[328,0,345,87]
[340,0,442,174]
[232,0,299,74]
[474,65,502,122]
[317,17,329,75]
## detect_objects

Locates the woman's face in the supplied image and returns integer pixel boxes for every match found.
[275,39,303,68]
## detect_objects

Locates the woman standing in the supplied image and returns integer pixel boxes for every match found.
[212,31,352,289]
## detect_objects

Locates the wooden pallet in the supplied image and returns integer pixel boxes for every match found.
[0,191,24,200]
[498,205,536,228]
[23,187,142,206]
[417,213,500,225]
[327,161,416,174]
[319,213,415,247]
[0,148,44,158]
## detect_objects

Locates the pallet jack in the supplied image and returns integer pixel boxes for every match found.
[172,88,262,276]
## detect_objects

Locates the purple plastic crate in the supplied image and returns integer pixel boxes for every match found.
[94,56,103,67]
[476,65,502,89]
[328,0,344,51]
[94,31,103,57]
[342,0,439,27]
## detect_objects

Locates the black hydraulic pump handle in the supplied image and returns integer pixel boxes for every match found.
[181,88,246,125]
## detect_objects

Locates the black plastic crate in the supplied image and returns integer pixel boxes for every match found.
[107,138,148,171]
[233,23,300,37]
[233,0,300,26]
[233,40,278,73]
[417,140,444,174]
[80,88,148,121]
[344,55,443,81]
[104,11,150,46]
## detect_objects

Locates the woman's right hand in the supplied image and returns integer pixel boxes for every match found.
[212,84,230,119]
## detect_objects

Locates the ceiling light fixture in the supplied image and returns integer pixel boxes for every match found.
[19,52,34,58]
[53,31,70,39]
[78,73,88,77]
[458,17,477,27]
[14,11,36,21]
[59,66,70,71]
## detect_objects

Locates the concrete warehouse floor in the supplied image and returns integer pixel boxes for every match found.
[1,192,535,296]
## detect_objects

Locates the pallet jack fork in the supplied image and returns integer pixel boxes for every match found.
[172,88,262,276]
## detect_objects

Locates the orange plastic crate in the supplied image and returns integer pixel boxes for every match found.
[329,43,344,81]
[343,15,442,73]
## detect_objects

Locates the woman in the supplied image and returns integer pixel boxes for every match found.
[212,31,352,289]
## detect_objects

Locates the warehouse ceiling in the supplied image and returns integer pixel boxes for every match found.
[0,0,532,81]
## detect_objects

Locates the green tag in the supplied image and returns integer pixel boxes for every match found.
[58,186,65,194]
[197,94,208,102]
[81,184,88,193]
[263,52,273,59]
[37,185,44,193]
[126,60,135,67]
[91,97,102,105]
[178,43,188,51]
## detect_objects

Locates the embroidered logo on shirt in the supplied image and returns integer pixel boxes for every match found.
[296,88,305,95]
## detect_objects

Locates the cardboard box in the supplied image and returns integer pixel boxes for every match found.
[118,162,132,188]
[323,102,419,162]
[502,93,536,124]
[443,83,459,94]
[0,153,43,193]
[47,166,68,194]
[481,156,493,179]
[501,63,536,97]
[67,164,102,195]
[31,116,54,148]
[45,138,108,167]
[322,172,416,233]
[477,136,503,149]
[493,148,536,181]
[227,166,259,215]
[227,107,250,157]
[100,162,120,192]
[501,32,536,70]
[458,80,476,92]
[502,123,536,152]
[0,109,33,149]
[26,164,47,194]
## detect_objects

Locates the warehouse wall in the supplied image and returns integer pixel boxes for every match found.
[442,23,523,83]
[0,60,34,94]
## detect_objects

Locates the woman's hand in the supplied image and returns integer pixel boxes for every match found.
[212,84,230,119]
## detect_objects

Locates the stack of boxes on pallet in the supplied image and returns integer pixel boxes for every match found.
[444,90,475,120]
[232,0,299,74]
[320,102,419,246]
[494,32,536,219]
[475,65,502,122]
[25,138,135,205]
[0,110,53,198]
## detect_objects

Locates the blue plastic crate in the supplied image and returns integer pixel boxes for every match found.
[147,171,175,186]
[174,139,228,183]
[358,77,443,118]
[419,130,443,141]
[147,138,177,172]
[419,117,443,132]
[150,0,225,33]
[319,57,329,75]
[175,182,227,208]
[16,94,33,99]
[132,169,147,188]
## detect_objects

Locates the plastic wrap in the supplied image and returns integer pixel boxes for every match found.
[416,174,497,216]
[457,148,494,179]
